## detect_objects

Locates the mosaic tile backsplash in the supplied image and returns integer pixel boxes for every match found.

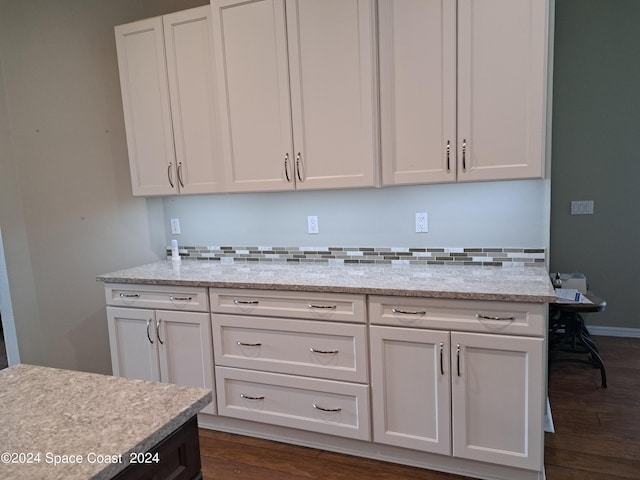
[166,245,546,267]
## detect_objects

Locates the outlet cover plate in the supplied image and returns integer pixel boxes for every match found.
[415,212,428,233]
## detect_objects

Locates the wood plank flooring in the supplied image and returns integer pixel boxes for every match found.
[199,336,640,480]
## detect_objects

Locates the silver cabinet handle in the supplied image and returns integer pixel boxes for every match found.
[234,300,259,305]
[177,162,184,188]
[313,403,342,413]
[392,308,426,316]
[446,140,451,173]
[456,344,461,377]
[476,314,516,321]
[167,162,174,188]
[284,153,291,182]
[309,347,339,355]
[462,139,467,172]
[240,393,264,400]
[237,341,262,347]
[308,304,337,310]
[119,293,140,298]
[146,318,154,344]
[295,152,303,182]
[156,319,164,345]
[170,296,193,302]
[439,342,444,376]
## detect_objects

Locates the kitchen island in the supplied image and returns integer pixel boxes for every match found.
[0,364,211,480]
[98,260,554,480]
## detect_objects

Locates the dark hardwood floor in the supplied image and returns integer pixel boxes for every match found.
[199,336,640,480]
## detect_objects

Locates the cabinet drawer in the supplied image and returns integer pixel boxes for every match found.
[105,284,209,312]
[369,296,545,337]
[212,314,367,383]
[210,289,366,323]
[215,367,370,441]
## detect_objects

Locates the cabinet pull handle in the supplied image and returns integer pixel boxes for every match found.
[167,163,175,188]
[146,319,154,344]
[240,393,264,401]
[309,347,339,355]
[308,304,337,310]
[439,342,444,375]
[119,293,140,298]
[156,319,164,345]
[284,153,291,182]
[237,341,262,347]
[295,152,303,182]
[170,296,193,302]
[234,300,259,305]
[446,140,451,172]
[476,314,516,321]
[456,344,461,377]
[392,308,426,316]
[313,403,342,413]
[177,162,184,188]
[462,140,467,172]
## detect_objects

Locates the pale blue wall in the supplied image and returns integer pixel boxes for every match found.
[163,179,550,249]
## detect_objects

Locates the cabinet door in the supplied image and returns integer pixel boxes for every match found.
[369,326,451,455]
[457,0,548,181]
[157,310,215,414]
[115,18,177,196]
[451,332,544,470]
[106,307,159,382]
[379,0,456,185]
[287,0,378,190]
[211,0,294,192]
[163,6,225,194]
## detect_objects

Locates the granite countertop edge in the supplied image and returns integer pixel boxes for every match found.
[96,261,556,303]
[0,364,212,480]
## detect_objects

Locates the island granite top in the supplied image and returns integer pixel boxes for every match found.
[0,364,211,480]
[97,261,556,303]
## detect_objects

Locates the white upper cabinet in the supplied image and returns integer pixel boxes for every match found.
[379,0,456,184]
[211,0,378,192]
[380,0,549,185]
[115,6,224,196]
[457,0,548,182]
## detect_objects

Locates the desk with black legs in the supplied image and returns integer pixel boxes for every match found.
[549,292,607,388]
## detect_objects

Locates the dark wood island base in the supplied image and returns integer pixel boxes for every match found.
[114,417,202,480]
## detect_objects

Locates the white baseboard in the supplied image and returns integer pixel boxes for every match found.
[589,326,640,338]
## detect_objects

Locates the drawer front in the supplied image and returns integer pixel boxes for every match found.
[210,289,366,323]
[215,367,370,441]
[212,314,367,383]
[105,284,209,311]
[369,296,545,337]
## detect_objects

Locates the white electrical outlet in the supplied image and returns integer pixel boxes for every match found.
[307,216,319,234]
[415,212,428,233]
[170,218,181,234]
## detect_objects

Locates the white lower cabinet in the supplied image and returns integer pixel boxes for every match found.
[210,288,370,440]
[369,297,545,472]
[104,283,547,478]
[451,331,543,469]
[105,285,215,415]
[216,366,370,440]
[369,326,452,455]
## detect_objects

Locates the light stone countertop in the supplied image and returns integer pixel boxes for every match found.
[0,364,212,480]
[97,261,556,303]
